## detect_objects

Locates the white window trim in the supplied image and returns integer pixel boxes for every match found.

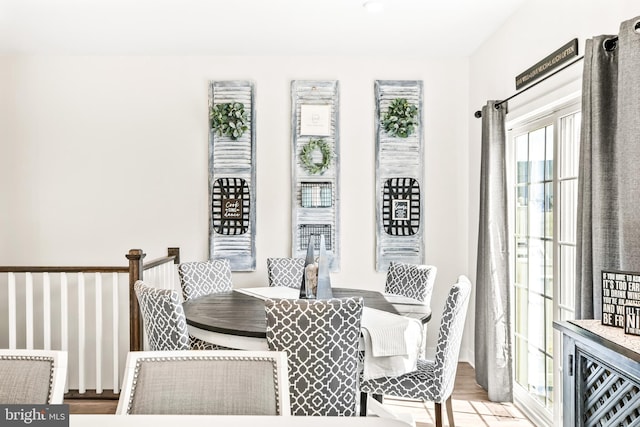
[506,96,581,427]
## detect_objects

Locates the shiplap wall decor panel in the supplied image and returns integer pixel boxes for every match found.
[291,80,340,271]
[375,80,424,271]
[209,81,256,271]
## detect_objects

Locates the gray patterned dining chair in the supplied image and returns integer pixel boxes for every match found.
[360,276,472,427]
[0,349,68,404]
[265,297,364,416]
[116,350,290,415]
[177,259,233,349]
[134,280,190,351]
[177,258,233,300]
[266,257,305,288]
[385,262,437,358]
[385,261,437,305]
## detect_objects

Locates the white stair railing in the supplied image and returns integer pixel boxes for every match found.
[0,247,180,398]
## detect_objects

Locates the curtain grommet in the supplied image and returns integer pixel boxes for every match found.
[603,38,617,52]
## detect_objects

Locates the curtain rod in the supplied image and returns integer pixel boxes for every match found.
[474,55,585,118]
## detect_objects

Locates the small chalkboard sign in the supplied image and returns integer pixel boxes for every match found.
[601,270,640,330]
[625,306,640,336]
[392,199,409,220]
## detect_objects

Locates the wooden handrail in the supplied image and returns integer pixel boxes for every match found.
[143,248,180,270]
[0,266,128,273]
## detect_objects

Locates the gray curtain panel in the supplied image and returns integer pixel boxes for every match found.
[576,16,640,319]
[475,100,512,402]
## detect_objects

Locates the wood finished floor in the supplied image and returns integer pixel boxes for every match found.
[383,363,534,427]
[66,363,534,427]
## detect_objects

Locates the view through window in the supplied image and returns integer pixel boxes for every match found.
[509,104,580,426]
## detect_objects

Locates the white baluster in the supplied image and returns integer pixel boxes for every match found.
[61,272,69,393]
[43,272,51,350]
[26,272,33,349]
[95,272,103,394]
[112,272,120,394]
[78,272,86,394]
[8,272,16,349]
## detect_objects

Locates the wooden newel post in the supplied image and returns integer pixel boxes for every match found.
[168,247,180,264]
[127,249,146,351]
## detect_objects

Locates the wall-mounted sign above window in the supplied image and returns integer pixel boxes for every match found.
[515,38,579,90]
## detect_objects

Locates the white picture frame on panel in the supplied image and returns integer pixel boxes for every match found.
[300,104,332,136]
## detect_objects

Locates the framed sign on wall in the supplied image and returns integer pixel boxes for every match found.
[601,270,640,332]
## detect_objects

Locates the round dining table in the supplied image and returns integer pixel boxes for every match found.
[183,287,431,350]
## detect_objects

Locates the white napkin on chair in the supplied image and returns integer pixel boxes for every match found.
[361,307,423,380]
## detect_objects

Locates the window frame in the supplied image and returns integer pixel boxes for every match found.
[506,98,581,427]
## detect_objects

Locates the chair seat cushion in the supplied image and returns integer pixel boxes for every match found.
[189,335,234,350]
[361,359,442,402]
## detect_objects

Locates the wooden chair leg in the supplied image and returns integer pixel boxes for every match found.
[435,402,443,427]
[359,392,384,416]
[445,396,455,427]
[360,392,368,416]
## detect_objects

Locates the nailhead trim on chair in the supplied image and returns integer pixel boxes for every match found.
[126,355,282,414]
[0,355,56,404]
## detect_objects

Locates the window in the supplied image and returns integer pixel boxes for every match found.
[508,103,580,427]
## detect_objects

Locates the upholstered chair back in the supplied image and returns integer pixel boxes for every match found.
[432,276,472,400]
[177,259,234,350]
[265,297,363,416]
[385,262,437,305]
[177,259,232,301]
[116,350,290,415]
[359,276,472,427]
[0,349,67,404]
[134,280,190,351]
[266,257,305,289]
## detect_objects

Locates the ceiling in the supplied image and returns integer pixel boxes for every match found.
[0,0,527,56]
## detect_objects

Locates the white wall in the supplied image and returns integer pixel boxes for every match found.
[1,55,470,356]
[466,0,640,363]
[3,1,638,368]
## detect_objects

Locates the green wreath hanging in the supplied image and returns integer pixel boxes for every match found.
[209,102,249,140]
[381,98,418,138]
[300,139,333,175]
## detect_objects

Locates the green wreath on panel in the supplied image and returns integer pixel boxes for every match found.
[209,102,249,140]
[300,138,333,175]
[382,98,419,138]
